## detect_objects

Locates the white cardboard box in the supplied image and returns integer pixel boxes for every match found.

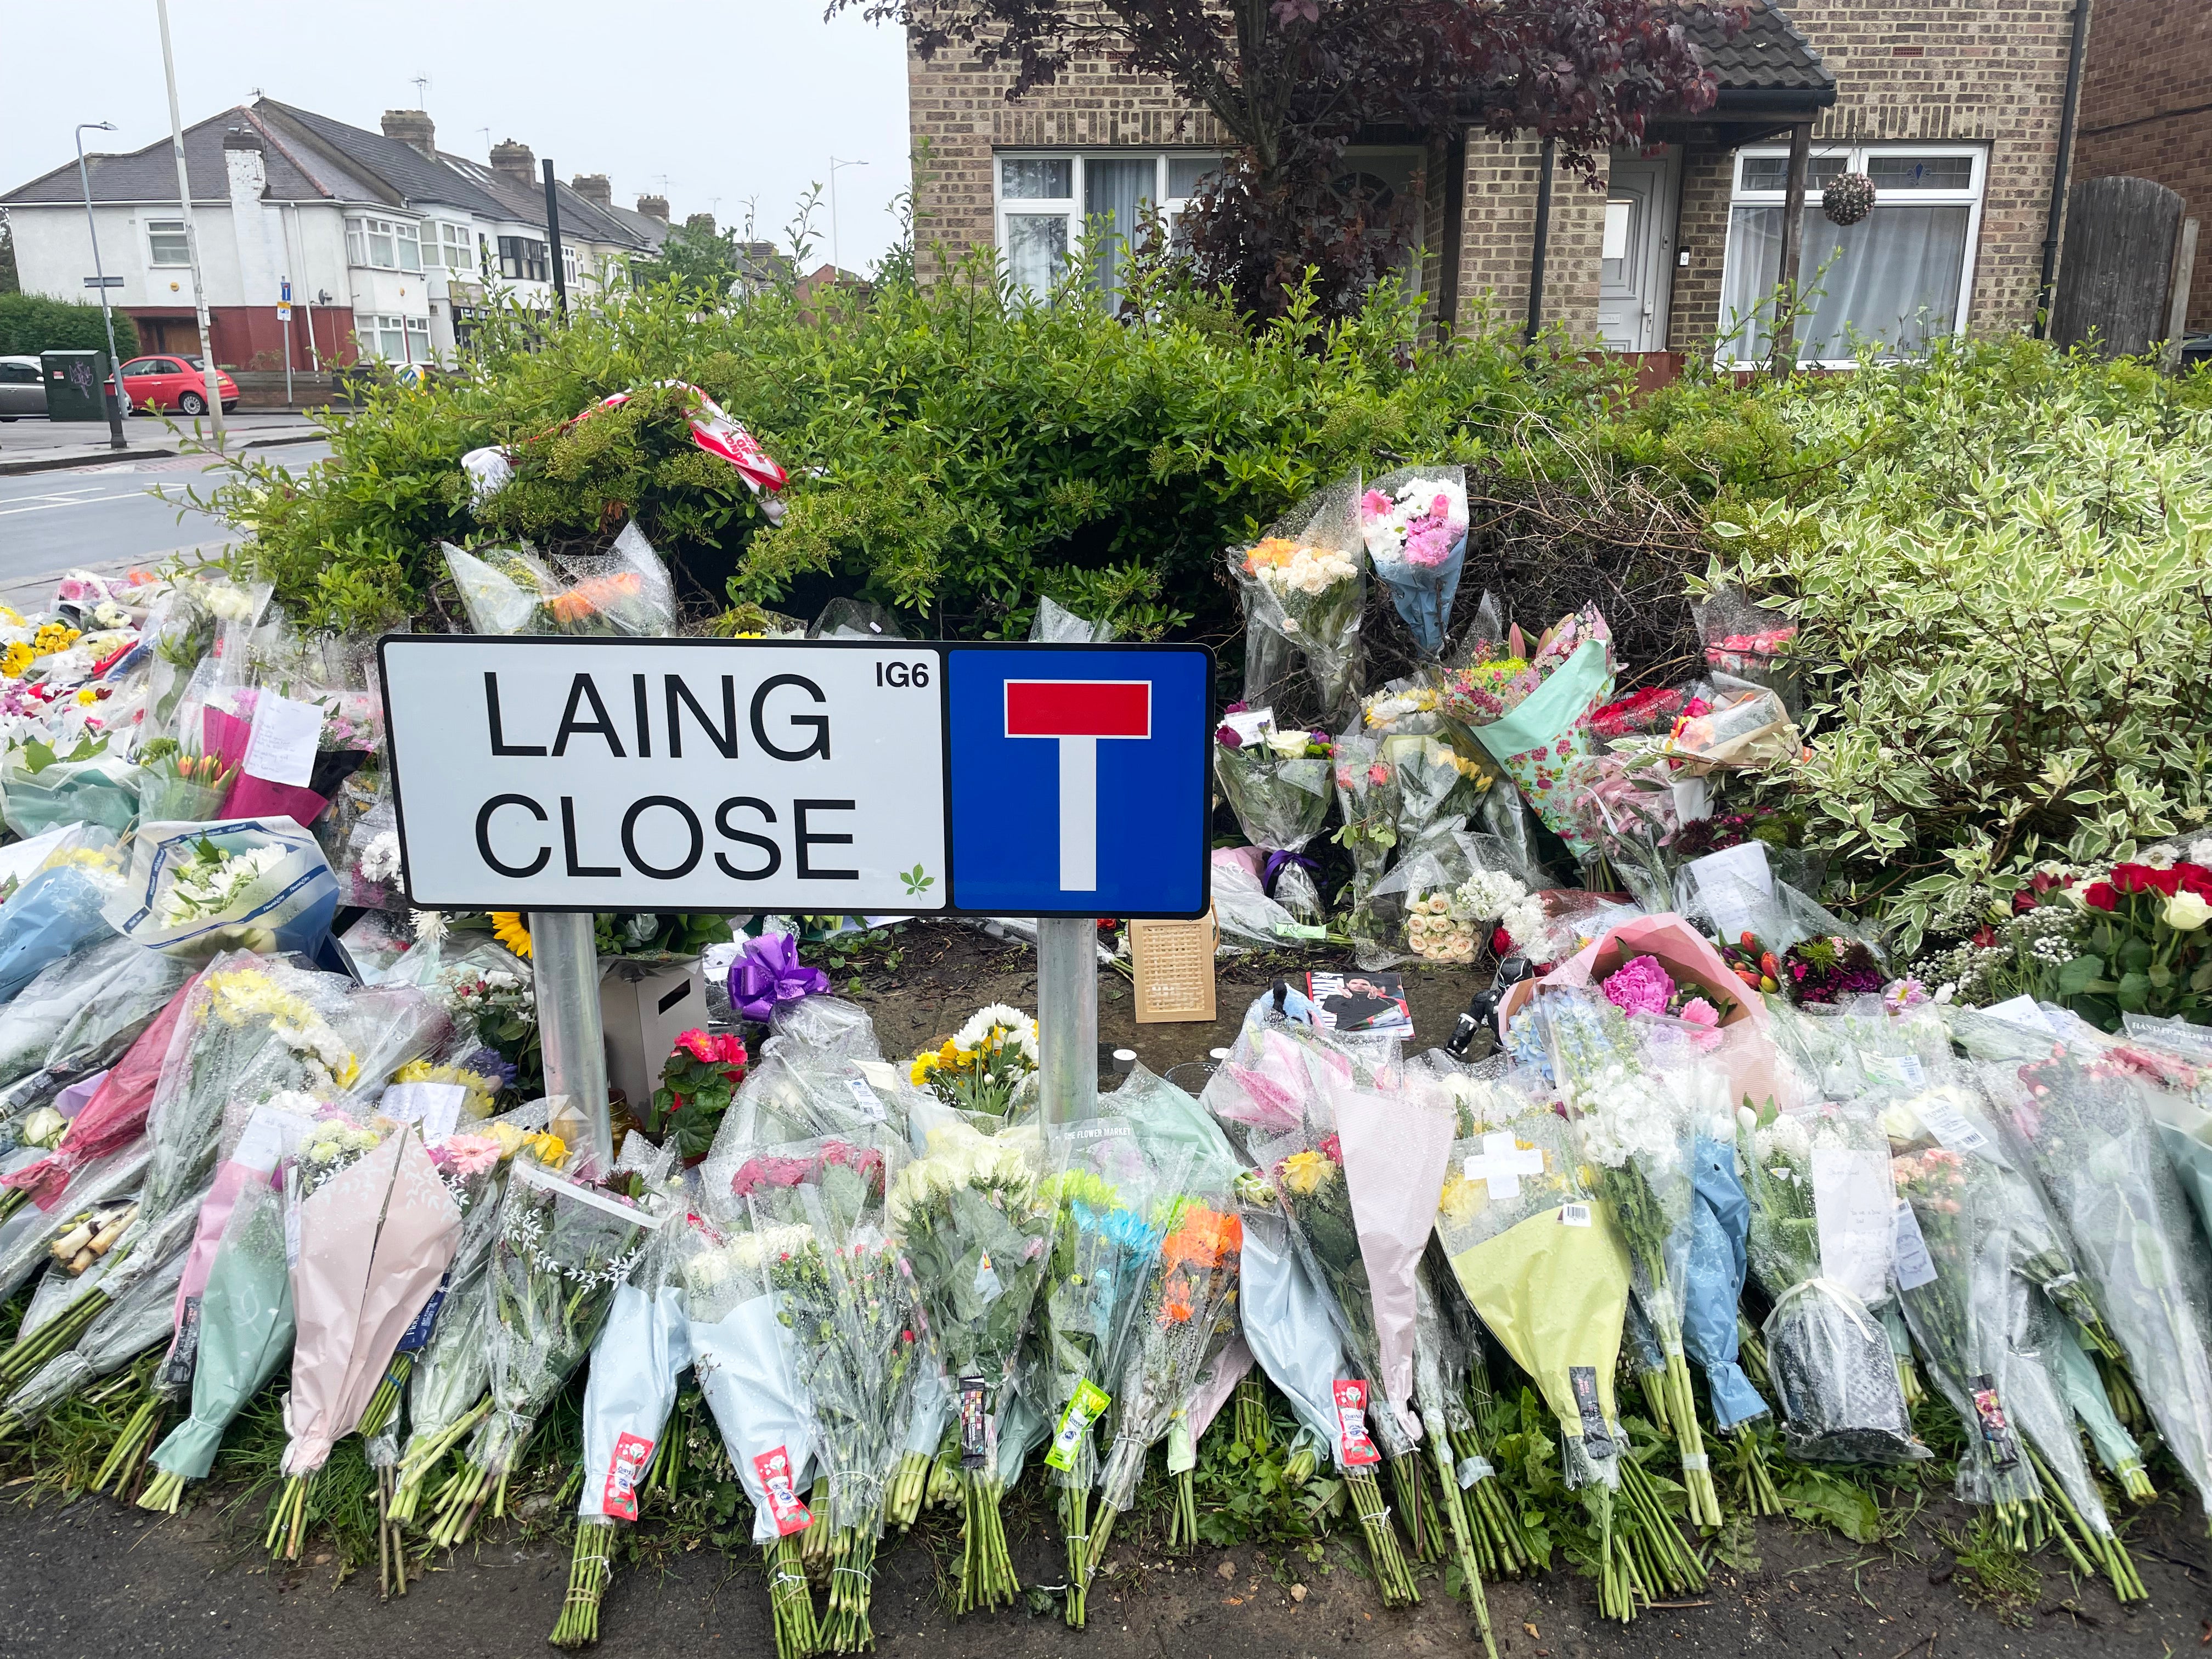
[600,958,708,1111]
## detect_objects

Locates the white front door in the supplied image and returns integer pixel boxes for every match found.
[1596,152,1679,351]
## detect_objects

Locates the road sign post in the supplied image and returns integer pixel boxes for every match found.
[379,636,1211,1155]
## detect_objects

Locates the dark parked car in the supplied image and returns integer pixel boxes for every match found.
[0,356,44,420]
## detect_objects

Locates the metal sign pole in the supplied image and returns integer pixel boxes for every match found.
[1035,916,1097,1125]
[529,910,612,1173]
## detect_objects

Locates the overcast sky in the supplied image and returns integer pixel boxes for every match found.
[0,0,912,272]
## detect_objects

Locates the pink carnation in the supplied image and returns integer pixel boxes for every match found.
[1601,953,1676,1019]
[1680,997,1720,1029]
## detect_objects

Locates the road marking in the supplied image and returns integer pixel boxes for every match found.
[0,490,159,517]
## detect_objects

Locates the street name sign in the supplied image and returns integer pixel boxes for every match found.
[378,636,1212,919]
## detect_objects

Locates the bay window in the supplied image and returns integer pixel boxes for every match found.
[1718,144,1984,366]
[346,216,423,272]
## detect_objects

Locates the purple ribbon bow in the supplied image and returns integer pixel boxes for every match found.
[1261,849,1320,897]
[728,931,831,1022]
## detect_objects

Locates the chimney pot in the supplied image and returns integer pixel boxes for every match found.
[490,140,536,185]
[685,212,718,234]
[571,173,612,209]
[635,193,670,223]
[381,108,438,161]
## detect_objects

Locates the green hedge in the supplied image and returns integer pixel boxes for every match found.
[0,292,137,364]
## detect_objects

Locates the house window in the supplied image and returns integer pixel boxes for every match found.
[563,244,579,288]
[146,219,189,265]
[498,236,550,281]
[425,222,472,268]
[346,216,422,272]
[993,152,1221,301]
[354,312,406,362]
[1718,144,1985,365]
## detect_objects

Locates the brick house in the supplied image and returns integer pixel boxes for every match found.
[906,0,2086,365]
[2073,0,2209,334]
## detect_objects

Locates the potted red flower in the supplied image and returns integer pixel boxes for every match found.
[644,1028,749,1164]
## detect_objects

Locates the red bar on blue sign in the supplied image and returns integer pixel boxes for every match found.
[1003,679,1151,738]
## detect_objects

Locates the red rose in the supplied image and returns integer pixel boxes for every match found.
[2176,864,2212,900]
[2082,881,2118,912]
[2111,864,2180,896]
[2150,868,2183,897]
[1492,925,1514,956]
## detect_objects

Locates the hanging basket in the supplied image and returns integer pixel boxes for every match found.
[1822,172,1876,227]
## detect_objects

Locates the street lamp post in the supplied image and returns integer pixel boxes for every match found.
[73,122,127,450]
[827,156,867,276]
[155,0,225,447]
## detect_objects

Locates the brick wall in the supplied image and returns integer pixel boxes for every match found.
[2074,0,2212,331]
[906,20,1225,281]
[906,2,2079,347]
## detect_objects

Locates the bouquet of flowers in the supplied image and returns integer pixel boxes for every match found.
[907,1004,1039,1124]
[386,1115,567,1527]
[753,1132,921,1650]
[1331,732,1402,913]
[551,1216,701,1645]
[1087,1192,1241,1586]
[1231,477,1365,726]
[263,1124,464,1560]
[0,1234,188,1437]
[1692,587,1800,709]
[0,831,126,1005]
[424,1155,668,1546]
[643,1028,749,1163]
[1535,990,1722,1527]
[0,733,140,840]
[1213,706,1334,922]
[1888,1097,2142,1591]
[1978,1043,2212,1528]
[1359,466,1469,658]
[2053,857,2212,1027]
[1736,1097,1922,1464]
[105,819,340,961]
[1430,1055,1699,1622]
[0,941,189,1161]
[131,738,235,823]
[1035,1127,1175,1627]
[685,1218,822,1659]
[1438,605,1616,860]
[444,522,678,639]
[1381,732,1492,856]
[885,1111,1053,1612]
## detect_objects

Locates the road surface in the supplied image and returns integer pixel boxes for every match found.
[0,441,333,601]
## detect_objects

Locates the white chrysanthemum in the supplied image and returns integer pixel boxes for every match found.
[956,1002,1039,1062]
[360,831,403,884]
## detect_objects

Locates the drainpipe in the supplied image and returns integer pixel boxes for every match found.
[1525,137,1556,345]
[2035,0,2094,338]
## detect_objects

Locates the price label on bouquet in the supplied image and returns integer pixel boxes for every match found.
[378,636,1212,917]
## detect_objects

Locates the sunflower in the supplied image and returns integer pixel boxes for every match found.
[490,911,533,958]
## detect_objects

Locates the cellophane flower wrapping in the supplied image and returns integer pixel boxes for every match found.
[685,1213,821,1544]
[280,1126,464,1479]
[1737,1095,1922,1463]
[1037,1121,1177,1496]
[1097,1181,1240,1513]
[1883,1070,2085,1509]
[0,830,127,1005]
[1691,586,1801,714]
[145,1173,294,1481]
[1231,477,1367,728]
[1678,1092,1769,1431]
[0,1143,150,1303]
[1978,1044,2212,1517]
[746,1131,919,1536]
[1236,1198,1359,1472]
[2,1236,188,1427]
[0,938,189,1129]
[0,744,140,840]
[2112,1013,2212,1245]
[576,1212,698,1521]
[885,1108,1052,1467]
[542,523,680,637]
[1331,731,1403,923]
[1429,1054,1633,1487]
[1212,710,1333,921]
[1359,466,1469,659]
[465,1156,668,1483]
[443,541,563,635]
[1443,605,1616,859]
[105,819,339,962]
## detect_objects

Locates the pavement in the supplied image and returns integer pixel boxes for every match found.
[0,410,330,476]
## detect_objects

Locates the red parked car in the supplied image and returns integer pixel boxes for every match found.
[112,355,239,415]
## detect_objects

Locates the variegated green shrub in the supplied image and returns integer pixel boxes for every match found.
[1707,344,2212,951]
